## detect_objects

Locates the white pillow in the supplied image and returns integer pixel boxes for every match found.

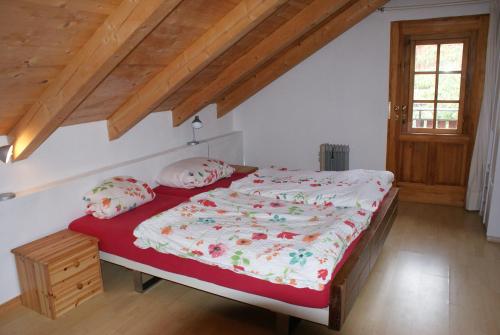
[157,157,235,188]
[83,176,155,219]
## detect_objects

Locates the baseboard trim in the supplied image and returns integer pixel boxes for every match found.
[0,296,21,313]
[487,236,500,244]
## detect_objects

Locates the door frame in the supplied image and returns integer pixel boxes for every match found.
[386,14,489,206]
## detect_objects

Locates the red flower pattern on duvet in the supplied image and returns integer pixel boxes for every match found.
[277,231,299,239]
[191,250,204,256]
[344,220,355,229]
[252,233,268,240]
[253,179,265,184]
[317,269,328,280]
[208,243,227,258]
[197,199,217,207]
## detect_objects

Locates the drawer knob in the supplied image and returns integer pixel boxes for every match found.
[76,283,84,290]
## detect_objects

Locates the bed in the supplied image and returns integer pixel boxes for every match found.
[69,168,398,333]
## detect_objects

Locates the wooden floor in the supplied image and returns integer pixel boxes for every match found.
[1,202,500,335]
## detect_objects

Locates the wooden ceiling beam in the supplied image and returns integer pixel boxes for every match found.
[172,0,352,127]
[216,0,388,117]
[8,0,182,161]
[106,0,286,140]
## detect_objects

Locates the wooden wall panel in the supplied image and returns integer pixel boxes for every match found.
[434,143,467,186]
[399,142,428,184]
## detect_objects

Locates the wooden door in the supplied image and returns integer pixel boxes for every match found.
[387,15,489,206]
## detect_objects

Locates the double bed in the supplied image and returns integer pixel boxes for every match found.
[69,167,398,333]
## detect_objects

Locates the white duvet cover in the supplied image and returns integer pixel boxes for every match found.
[229,168,394,212]
[133,188,372,290]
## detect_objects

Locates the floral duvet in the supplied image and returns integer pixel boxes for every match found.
[133,188,372,290]
[229,168,394,212]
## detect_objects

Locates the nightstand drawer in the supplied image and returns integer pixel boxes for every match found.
[49,243,99,285]
[51,262,103,318]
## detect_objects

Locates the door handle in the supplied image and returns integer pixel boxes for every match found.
[401,105,407,123]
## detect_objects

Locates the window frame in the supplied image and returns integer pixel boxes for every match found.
[407,38,469,134]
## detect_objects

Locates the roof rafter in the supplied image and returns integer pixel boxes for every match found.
[8,0,182,161]
[216,0,389,116]
[106,0,287,140]
[171,0,352,127]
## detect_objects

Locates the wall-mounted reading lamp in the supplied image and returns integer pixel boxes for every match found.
[0,144,13,164]
[0,144,16,201]
[187,115,203,146]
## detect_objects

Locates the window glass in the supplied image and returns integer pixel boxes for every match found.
[439,43,463,71]
[409,41,465,133]
[412,102,435,129]
[436,103,459,129]
[415,44,437,71]
[438,74,461,100]
[414,74,436,100]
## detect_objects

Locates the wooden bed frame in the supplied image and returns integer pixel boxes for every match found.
[329,187,399,330]
[100,188,399,334]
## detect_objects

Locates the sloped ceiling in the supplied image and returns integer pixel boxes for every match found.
[0,0,386,160]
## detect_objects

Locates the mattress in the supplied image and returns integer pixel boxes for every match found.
[69,172,363,308]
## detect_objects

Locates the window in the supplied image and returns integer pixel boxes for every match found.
[408,39,467,133]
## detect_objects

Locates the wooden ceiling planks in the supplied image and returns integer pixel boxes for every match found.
[20,0,123,15]
[106,0,287,140]
[154,0,313,113]
[216,0,389,116]
[171,0,353,126]
[63,64,165,126]
[8,0,182,160]
[0,0,386,158]
[0,0,122,134]
[65,0,240,126]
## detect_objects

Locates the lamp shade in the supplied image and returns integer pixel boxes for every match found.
[0,145,13,163]
[191,115,203,129]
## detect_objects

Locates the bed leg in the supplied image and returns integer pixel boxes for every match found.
[133,270,161,293]
[275,313,300,335]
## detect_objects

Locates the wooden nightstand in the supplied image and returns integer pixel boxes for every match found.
[11,230,103,319]
[231,165,258,174]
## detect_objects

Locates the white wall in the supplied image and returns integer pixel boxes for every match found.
[234,0,490,170]
[0,106,238,304]
[0,105,233,195]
